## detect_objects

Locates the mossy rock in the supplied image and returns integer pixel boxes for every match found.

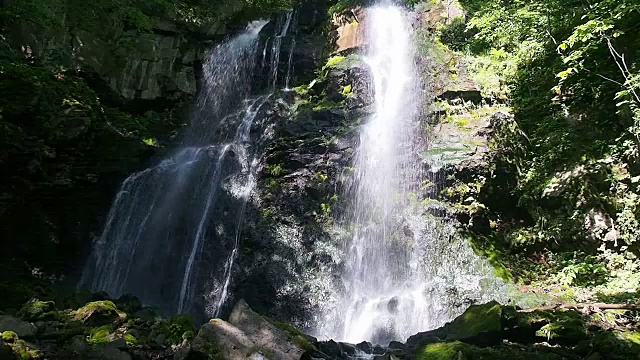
[267,319,316,351]
[72,301,122,326]
[503,307,589,346]
[407,301,503,348]
[87,325,115,345]
[6,339,39,359]
[444,301,502,345]
[591,330,640,360]
[17,299,57,321]
[416,341,565,360]
[1,331,18,343]
[151,314,196,346]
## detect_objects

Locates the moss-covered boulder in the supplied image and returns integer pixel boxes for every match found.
[407,301,503,348]
[416,341,565,360]
[17,299,57,321]
[188,300,307,360]
[1,331,18,343]
[502,306,591,346]
[590,330,640,360]
[72,301,122,326]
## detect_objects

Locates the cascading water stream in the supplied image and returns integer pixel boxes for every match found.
[79,16,294,318]
[336,5,424,344]
[317,4,508,345]
[268,10,295,88]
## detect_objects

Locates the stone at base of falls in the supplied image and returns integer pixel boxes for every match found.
[184,299,306,360]
[72,301,123,326]
[229,300,307,359]
[0,316,37,338]
[407,301,502,349]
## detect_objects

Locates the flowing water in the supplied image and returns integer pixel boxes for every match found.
[79,17,295,318]
[316,4,508,345]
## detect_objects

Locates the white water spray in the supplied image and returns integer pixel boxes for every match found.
[317,5,508,345]
[80,18,294,318]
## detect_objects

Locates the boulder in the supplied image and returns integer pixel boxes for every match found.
[229,299,307,360]
[91,344,132,360]
[442,301,502,345]
[1,331,19,343]
[72,301,121,326]
[406,301,502,348]
[190,319,256,359]
[0,316,37,338]
[18,299,57,321]
[188,300,308,360]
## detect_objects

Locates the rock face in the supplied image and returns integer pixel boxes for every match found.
[188,300,306,360]
[333,8,367,53]
[7,3,249,102]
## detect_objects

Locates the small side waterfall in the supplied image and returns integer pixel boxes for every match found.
[80,16,295,318]
[317,4,507,345]
[268,10,296,89]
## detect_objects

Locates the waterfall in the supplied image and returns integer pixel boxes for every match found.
[268,10,295,89]
[316,4,507,345]
[79,17,294,318]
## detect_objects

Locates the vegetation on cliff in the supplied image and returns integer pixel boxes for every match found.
[430,0,640,305]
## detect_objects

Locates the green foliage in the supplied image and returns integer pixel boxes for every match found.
[87,325,113,345]
[442,0,640,298]
[328,0,366,16]
[438,17,471,52]
[323,56,345,69]
[17,299,57,321]
[152,314,196,345]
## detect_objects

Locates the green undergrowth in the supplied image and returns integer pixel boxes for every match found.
[428,0,640,304]
[414,300,640,360]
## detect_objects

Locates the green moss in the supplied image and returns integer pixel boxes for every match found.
[468,236,513,281]
[18,299,57,321]
[267,319,316,351]
[8,339,39,359]
[444,301,501,342]
[417,341,566,360]
[324,56,345,69]
[87,325,113,345]
[1,331,18,343]
[153,314,196,345]
[591,331,640,359]
[123,332,137,346]
[72,301,120,324]
[418,341,467,360]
